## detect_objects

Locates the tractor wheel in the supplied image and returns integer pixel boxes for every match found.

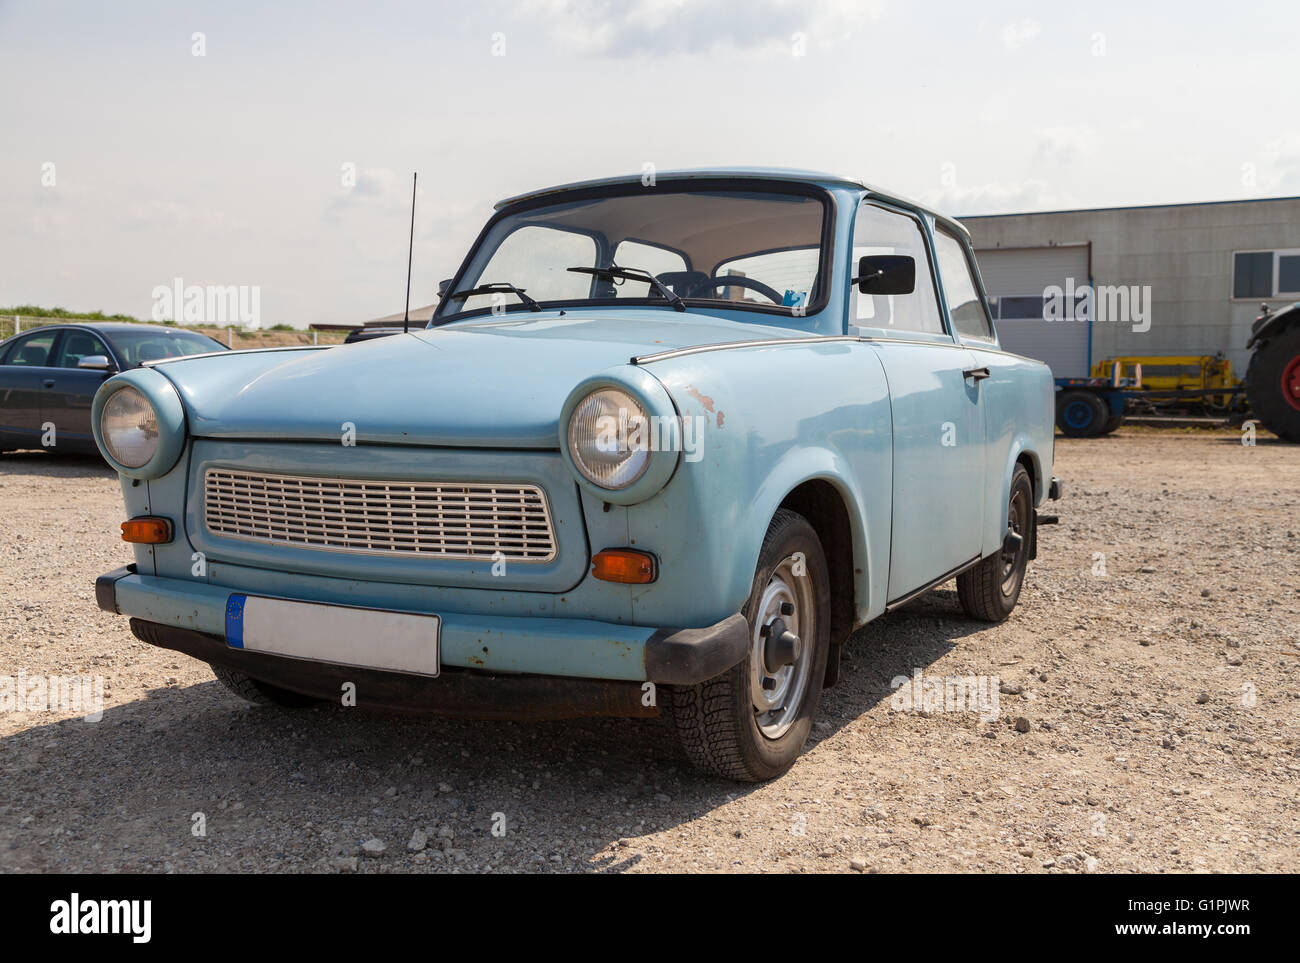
[1056,390,1108,438]
[1245,325,1300,443]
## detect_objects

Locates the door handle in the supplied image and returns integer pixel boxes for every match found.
[42,378,56,388]
[963,367,990,382]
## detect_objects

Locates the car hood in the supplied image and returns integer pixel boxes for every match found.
[154,311,805,447]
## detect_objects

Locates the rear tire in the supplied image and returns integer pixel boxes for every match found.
[1056,390,1108,438]
[209,663,320,708]
[670,509,831,782]
[1245,325,1300,443]
[957,465,1033,622]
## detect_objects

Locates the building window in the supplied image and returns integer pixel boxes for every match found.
[1279,254,1300,296]
[1233,249,1300,299]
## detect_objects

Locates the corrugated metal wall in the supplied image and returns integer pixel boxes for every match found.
[976,245,1090,377]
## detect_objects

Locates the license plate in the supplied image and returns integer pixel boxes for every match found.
[225,595,440,677]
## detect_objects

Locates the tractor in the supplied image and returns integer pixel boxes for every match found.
[1244,302,1300,443]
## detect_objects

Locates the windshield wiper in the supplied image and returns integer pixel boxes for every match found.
[567,265,686,312]
[444,282,542,312]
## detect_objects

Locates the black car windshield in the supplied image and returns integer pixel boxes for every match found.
[107,328,226,366]
[437,187,828,320]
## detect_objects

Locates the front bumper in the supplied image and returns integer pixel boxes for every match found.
[95,566,748,687]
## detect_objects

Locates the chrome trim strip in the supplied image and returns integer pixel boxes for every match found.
[631,335,866,365]
[203,468,558,563]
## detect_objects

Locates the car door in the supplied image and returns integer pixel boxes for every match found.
[44,329,117,449]
[934,224,1041,561]
[0,329,61,449]
[850,200,985,602]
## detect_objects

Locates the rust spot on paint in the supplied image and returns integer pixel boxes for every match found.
[716,410,725,428]
[685,384,715,413]
[468,656,484,666]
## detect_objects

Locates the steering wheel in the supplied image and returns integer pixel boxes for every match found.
[686,275,785,305]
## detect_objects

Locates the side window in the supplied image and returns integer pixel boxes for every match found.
[851,204,943,334]
[52,331,110,368]
[933,228,995,341]
[2,331,58,367]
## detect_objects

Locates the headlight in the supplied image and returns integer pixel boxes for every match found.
[100,387,159,468]
[566,388,652,490]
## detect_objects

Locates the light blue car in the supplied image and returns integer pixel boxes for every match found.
[92,169,1061,781]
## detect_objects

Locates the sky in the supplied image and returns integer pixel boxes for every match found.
[1,0,1297,327]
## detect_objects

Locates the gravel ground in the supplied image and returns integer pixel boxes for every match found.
[1,430,1297,873]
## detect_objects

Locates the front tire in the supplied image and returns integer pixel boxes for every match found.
[670,509,831,781]
[957,464,1033,622]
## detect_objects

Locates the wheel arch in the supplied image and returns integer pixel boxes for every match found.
[742,446,882,634]
[778,479,857,647]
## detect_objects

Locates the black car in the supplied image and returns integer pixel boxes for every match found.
[0,323,226,455]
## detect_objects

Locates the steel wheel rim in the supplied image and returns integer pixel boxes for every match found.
[1001,488,1028,594]
[750,555,815,740]
[1282,353,1300,413]
[1063,401,1092,429]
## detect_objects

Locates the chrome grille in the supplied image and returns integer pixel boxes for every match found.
[203,468,557,562]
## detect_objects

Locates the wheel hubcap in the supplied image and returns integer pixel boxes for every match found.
[750,556,814,740]
[1001,489,1028,595]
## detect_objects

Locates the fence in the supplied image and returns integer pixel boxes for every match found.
[4,317,320,346]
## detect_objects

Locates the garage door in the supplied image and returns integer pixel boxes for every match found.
[975,245,1091,377]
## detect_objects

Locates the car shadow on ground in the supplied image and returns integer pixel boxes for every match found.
[0,449,115,479]
[0,589,984,873]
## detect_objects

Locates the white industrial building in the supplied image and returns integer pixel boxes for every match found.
[962,196,1300,377]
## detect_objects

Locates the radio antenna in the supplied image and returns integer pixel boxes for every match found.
[403,171,417,333]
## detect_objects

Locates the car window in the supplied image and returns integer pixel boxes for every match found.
[52,331,111,368]
[441,188,828,319]
[2,331,58,366]
[457,225,596,313]
[714,248,819,308]
[851,203,943,334]
[107,328,226,365]
[610,240,687,298]
[933,228,995,341]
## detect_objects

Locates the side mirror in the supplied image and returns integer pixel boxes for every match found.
[854,255,915,295]
[438,278,454,298]
[77,355,115,371]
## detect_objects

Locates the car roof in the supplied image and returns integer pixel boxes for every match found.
[0,322,224,348]
[493,167,970,238]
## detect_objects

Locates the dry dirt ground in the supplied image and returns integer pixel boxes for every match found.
[1,430,1297,874]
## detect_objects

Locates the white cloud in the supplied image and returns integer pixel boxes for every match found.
[920,179,1080,218]
[1033,125,1097,166]
[507,0,885,56]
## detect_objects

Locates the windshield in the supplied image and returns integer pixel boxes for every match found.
[437,186,828,320]
[106,328,226,366]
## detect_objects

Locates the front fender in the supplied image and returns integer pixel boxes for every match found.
[621,339,892,629]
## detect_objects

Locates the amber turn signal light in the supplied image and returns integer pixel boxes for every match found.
[120,516,173,544]
[591,548,657,584]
